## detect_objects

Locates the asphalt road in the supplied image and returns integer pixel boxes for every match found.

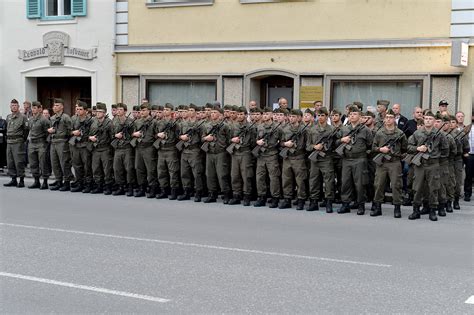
[1,178,473,313]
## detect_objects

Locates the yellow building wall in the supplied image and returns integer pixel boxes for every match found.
[128,0,451,45]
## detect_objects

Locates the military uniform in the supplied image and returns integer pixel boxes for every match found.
[49,112,74,190]
[132,116,157,197]
[4,111,28,187]
[89,114,114,194]
[70,115,93,192]
[27,112,50,188]
[111,115,135,196]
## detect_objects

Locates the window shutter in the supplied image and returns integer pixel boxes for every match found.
[71,0,87,17]
[26,0,41,19]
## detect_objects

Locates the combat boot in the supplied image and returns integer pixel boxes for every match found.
[49,180,61,189]
[146,185,157,198]
[437,203,446,217]
[40,179,48,190]
[243,195,251,207]
[4,177,18,187]
[429,208,438,221]
[402,195,413,206]
[370,202,382,217]
[269,197,279,209]
[319,199,327,207]
[253,196,266,207]
[357,203,365,215]
[126,184,134,197]
[420,202,430,215]
[112,185,126,196]
[228,194,242,205]
[194,190,202,202]
[203,192,217,203]
[177,188,192,201]
[278,198,292,209]
[82,183,92,194]
[28,177,41,189]
[453,198,460,210]
[394,205,402,218]
[307,199,319,211]
[71,181,83,192]
[103,184,112,196]
[350,201,359,210]
[296,199,306,211]
[337,203,351,214]
[59,181,70,191]
[326,200,333,213]
[134,185,146,198]
[408,205,421,220]
[445,200,453,213]
[156,187,169,199]
[91,183,103,194]
[168,188,178,200]
[50,180,63,191]
[17,177,25,188]
[222,191,232,204]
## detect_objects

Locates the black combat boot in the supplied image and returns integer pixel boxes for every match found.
[126,184,134,197]
[437,203,446,217]
[222,191,232,204]
[408,205,421,220]
[40,178,49,190]
[91,183,103,194]
[326,200,333,213]
[243,195,251,207]
[71,181,83,192]
[49,180,60,189]
[278,198,292,209]
[453,198,460,210]
[394,205,402,218]
[112,185,126,196]
[50,180,63,191]
[177,188,192,201]
[228,194,242,205]
[319,199,327,207]
[194,190,202,202]
[307,199,319,211]
[429,208,438,221]
[337,203,351,214]
[156,187,169,199]
[103,184,113,196]
[296,199,306,211]
[28,177,41,189]
[445,200,453,213]
[134,184,146,198]
[4,177,18,187]
[269,197,279,209]
[402,194,413,206]
[420,201,430,215]
[203,192,217,203]
[168,188,178,200]
[82,183,92,194]
[59,181,70,191]
[17,177,25,188]
[350,201,359,210]
[253,196,266,207]
[370,202,382,217]
[146,185,157,198]
[357,203,365,215]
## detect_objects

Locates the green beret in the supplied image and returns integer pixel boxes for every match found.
[204,103,214,109]
[223,104,233,111]
[250,108,263,114]
[96,102,107,112]
[194,106,203,112]
[364,111,376,118]
[237,106,247,113]
[116,103,127,111]
[385,109,395,116]
[305,108,314,115]
[377,100,390,107]
[280,108,290,115]
[348,106,361,113]
[331,109,341,115]
[290,109,303,116]
[140,103,151,110]
[424,111,435,118]
[353,101,364,110]
[164,103,174,110]
[449,115,456,121]
[213,107,224,114]
[133,105,140,111]
[231,105,239,112]
[111,104,117,109]
[442,115,450,122]
[317,107,329,116]
[263,107,273,113]
[151,105,159,110]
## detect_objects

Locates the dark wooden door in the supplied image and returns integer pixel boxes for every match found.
[37,77,91,115]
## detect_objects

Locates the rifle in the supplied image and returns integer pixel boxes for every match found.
[176,120,206,151]
[334,119,368,157]
[46,113,63,143]
[251,122,282,158]
[279,122,311,159]
[453,124,472,143]
[406,124,445,166]
[226,120,257,154]
[372,131,406,166]
[68,116,93,145]
[201,118,227,152]
[153,118,181,150]
[111,113,135,149]
[130,117,153,148]
[308,125,341,162]
[88,114,111,150]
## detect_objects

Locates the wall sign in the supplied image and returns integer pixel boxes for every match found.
[299,86,323,109]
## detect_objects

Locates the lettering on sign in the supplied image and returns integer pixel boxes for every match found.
[299,86,323,109]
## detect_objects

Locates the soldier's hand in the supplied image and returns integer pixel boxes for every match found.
[204,135,214,142]
[314,143,323,151]
[231,137,240,143]
[341,136,351,144]
[132,131,141,138]
[256,139,265,146]
[180,134,189,141]
[417,145,428,152]
[157,132,166,139]
[72,130,81,136]
[379,146,390,154]
[89,135,97,142]
[284,140,294,148]
[115,132,123,139]
[47,127,55,134]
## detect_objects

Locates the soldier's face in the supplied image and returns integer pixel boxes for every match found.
[156,111,163,118]
[331,113,340,123]
[96,110,106,119]
[32,106,41,115]
[317,114,326,124]
[42,109,50,119]
[53,103,63,114]
[433,120,443,129]
[377,105,386,114]
[10,103,19,113]
[163,108,172,117]
[210,110,220,120]
[384,115,395,126]
[112,108,117,116]
[77,107,86,117]
[424,116,434,127]
[187,109,196,119]
[289,115,298,124]
[140,109,150,118]
[450,120,457,129]
[349,112,361,123]
[236,112,246,122]
[116,108,125,116]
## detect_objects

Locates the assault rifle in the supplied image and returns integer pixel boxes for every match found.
[453,124,472,143]
[226,120,257,154]
[88,114,110,150]
[334,119,368,157]
[176,120,206,151]
[308,125,341,162]
[404,124,445,166]
[372,131,406,166]
[110,113,135,149]
[251,122,282,158]
[68,116,93,145]
[130,117,153,148]
[46,113,63,143]
[201,118,227,153]
[279,122,311,159]
[153,118,181,150]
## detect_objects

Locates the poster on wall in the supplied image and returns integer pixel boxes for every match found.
[299,86,323,109]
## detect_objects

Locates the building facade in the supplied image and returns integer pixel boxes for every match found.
[115,0,473,118]
[0,0,116,116]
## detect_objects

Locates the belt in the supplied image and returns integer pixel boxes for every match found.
[7,135,23,140]
[344,152,367,159]
[422,158,439,165]
[30,138,46,144]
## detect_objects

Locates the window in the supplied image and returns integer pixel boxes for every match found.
[27,0,86,20]
[331,80,423,118]
[146,0,214,8]
[147,81,217,106]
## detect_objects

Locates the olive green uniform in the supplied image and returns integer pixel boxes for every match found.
[49,112,74,182]
[70,116,93,186]
[6,112,28,178]
[89,117,114,186]
[112,116,135,186]
[179,120,204,193]
[155,118,181,190]
[28,113,50,179]
[438,131,456,205]
[255,122,282,198]
[132,117,157,186]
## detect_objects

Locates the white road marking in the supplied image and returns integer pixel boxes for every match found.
[465,295,474,304]
[0,272,170,303]
[0,222,391,268]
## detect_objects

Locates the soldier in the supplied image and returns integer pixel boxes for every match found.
[279,109,309,210]
[47,98,73,191]
[375,100,390,128]
[177,104,205,202]
[132,105,141,119]
[371,109,407,218]
[407,111,447,221]
[154,103,181,200]
[306,107,337,212]
[27,101,51,189]
[131,103,157,197]
[69,101,93,193]
[201,107,231,203]
[253,107,282,208]
[336,106,373,215]
[111,103,136,196]
[450,115,470,208]
[227,107,257,206]
[88,103,114,195]
[330,109,343,202]
[4,99,29,188]
[364,111,378,207]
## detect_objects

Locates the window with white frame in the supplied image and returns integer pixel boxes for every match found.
[147,0,214,8]
[147,81,217,106]
[26,0,86,19]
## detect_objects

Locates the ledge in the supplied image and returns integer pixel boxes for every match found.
[146,0,214,8]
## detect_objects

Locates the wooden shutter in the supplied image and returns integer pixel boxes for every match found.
[71,0,87,17]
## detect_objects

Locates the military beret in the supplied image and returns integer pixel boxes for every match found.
[111,104,117,109]
[92,105,97,111]
[442,115,450,122]
[223,104,233,111]
[263,107,273,113]
[377,100,390,107]
[250,108,263,114]
[280,108,290,115]
[434,113,444,120]
[331,109,342,115]
[140,103,151,110]
[54,98,65,104]
[204,103,213,109]
[133,105,140,111]
[96,102,107,112]
[156,105,164,111]
[348,105,361,113]
[385,109,395,116]
[231,105,239,112]
[304,108,314,115]
[439,100,449,106]
[213,107,224,114]
[194,106,203,112]
[353,101,364,110]
[151,105,159,110]
[32,101,42,107]
[236,106,247,113]
[449,115,456,121]
[189,103,199,111]
[290,109,303,116]
[424,111,435,118]
[317,107,329,116]
[178,105,189,111]
[76,100,88,109]
[164,103,174,110]
[116,103,127,111]
[364,110,375,118]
